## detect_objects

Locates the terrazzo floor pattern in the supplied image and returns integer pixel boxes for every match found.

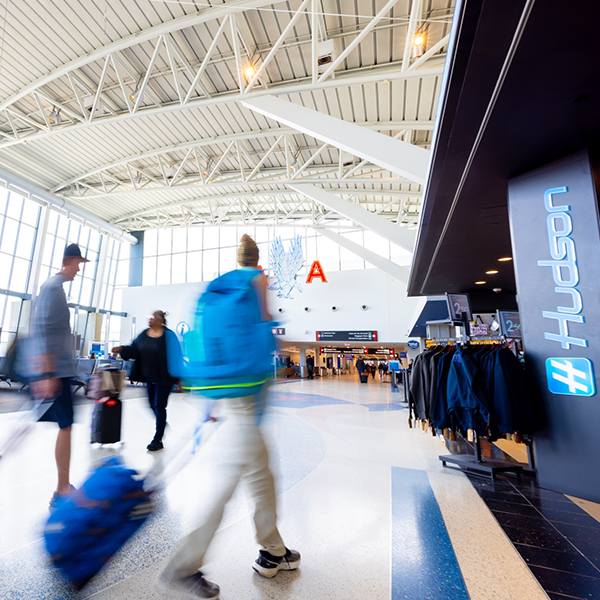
[0,376,550,599]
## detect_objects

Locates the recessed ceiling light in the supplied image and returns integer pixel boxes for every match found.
[475,281,486,285]
[498,257,512,262]
[485,270,499,274]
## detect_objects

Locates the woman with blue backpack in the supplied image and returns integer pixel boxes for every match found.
[161,234,300,600]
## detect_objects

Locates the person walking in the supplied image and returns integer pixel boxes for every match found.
[31,243,89,507]
[162,234,299,600]
[381,360,389,381]
[112,310,182,451]
[356,357,366,383]
[306,354,314,379]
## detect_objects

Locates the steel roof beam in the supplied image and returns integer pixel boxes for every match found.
[313,227,409,283]
[115,212,419,231]
[63,178,423,201]
[110,191,421,224]
[401,0,424,73]
[242,95,430,185]
[288,183,416,252]
[52,120,431,192]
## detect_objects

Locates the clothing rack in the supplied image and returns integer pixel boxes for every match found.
[431,312,525,481]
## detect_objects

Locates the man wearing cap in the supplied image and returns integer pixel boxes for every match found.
[31,243,89,507]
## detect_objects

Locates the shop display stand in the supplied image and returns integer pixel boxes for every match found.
[433,312,525,481]
[401,368,410,404]
[440,435,523,481]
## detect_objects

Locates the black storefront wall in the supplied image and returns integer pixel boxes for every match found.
[508,149,600,503]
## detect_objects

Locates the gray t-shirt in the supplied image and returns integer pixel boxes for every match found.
[32,272,75,378]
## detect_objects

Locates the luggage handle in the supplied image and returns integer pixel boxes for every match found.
[0,398,54,461]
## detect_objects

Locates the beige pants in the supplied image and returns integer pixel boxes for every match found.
[165,394,286,578]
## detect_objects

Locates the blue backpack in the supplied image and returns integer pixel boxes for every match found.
[181,268,275,398]
[44,456,154,589]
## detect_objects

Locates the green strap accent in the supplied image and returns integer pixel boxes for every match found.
[182,378,269,391]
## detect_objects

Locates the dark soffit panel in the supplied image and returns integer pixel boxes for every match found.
[408,0,600,297]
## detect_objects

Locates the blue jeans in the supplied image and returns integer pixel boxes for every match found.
[146,380,171,441]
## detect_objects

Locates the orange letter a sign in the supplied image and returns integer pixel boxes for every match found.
[306,260,328,283]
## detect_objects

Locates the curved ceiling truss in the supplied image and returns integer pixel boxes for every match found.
[111,188,423,233]
[58,123,427,230]
[0,0,449,148]
[0,0,454,236]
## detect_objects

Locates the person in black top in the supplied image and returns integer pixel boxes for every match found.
[113,310,182,451]
[306,355,314,379]
[356,357,366,380]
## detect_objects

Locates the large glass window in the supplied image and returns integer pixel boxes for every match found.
[39,210,101,306]
[100,238,131,313]
[137,224,402,286]
[0,189,40,293]
[0,189,41,355]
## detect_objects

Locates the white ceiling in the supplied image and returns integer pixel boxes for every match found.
[0,0,455,232]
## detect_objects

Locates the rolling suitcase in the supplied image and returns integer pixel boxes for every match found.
[44,412,215,590]
[90,397,122,444]
[87,366,125,444]
[45,455,153,589]
[360,373,368,383]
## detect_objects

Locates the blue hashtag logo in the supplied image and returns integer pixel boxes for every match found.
[546,358,596,397]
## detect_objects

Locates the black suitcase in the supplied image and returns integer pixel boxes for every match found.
[91,398,122,444]
[360,373,368,383]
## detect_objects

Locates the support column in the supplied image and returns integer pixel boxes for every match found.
[92,234,110,310]
[129,231,144,287]
[27,203,50,298]
[299,347,307,379]
[508,149,600,503]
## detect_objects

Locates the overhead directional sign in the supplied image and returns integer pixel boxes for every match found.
[319,347,392,355]
[316,331,378,342]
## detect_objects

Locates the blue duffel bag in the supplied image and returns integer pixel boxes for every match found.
[44,456,154,589]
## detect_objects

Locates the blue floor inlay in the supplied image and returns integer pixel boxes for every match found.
[268,391,352,408]
[269,390,406,411]
[391,467,470,600]
[362,402,405,412]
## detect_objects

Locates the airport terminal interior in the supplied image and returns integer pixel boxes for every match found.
[1,1,600,599]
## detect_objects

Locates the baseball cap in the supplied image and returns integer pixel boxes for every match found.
[64,243,90,262]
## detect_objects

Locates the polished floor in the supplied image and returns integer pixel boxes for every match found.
[0,375,598,599]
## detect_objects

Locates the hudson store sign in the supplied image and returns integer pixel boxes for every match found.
[538,186,595,396]
[508,149,600,501]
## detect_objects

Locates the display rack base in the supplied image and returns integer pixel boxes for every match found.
[439,454,523,481]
